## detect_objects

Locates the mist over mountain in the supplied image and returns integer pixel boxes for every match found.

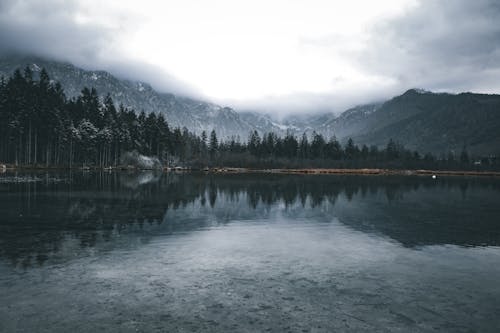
[1,55,499,155]
[0,55,257,139]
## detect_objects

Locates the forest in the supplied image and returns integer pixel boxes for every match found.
[0,67,497,170]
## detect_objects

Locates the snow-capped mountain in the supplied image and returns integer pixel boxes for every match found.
[0,55,260,139]
[3,55,499,154]
[0,55,346,140]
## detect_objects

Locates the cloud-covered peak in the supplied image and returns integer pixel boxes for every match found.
[1,0,500,115]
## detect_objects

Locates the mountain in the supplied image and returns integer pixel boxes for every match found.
[332,89,500,155]
[238,111,292,137]
[238,112,348,139]
[1,55,499,155]
[316,103,382,139]
[282,113,328,135]
[246,90,500,156]
[0,55,260,139]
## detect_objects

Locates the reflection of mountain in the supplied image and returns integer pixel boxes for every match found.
[1,172,500,267]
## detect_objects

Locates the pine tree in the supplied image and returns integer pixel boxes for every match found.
[248,130,261,156]
[282,132,298,159]
[310,132,326,159]
[299,133,308,159]
[209,129,218,160]
[344,138,357,160]
[460,145,469,165]
[385,138,398,160]
[326,136,342,160]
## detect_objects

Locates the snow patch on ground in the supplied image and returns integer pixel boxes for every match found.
[138,155,158,168]
[120,151,162,169]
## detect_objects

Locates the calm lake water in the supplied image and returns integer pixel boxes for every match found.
[1,172,500,332]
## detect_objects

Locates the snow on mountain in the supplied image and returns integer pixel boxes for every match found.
[0,55,259,139]
[3,55,429,144]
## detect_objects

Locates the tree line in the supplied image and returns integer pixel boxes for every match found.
[0,67,497,170]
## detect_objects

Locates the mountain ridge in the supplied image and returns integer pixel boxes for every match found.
[0,55,260,139]
[1,55,499,155]
[345,89,500,154]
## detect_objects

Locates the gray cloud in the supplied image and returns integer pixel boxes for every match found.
[223,89,388,119]
[258,0,500,115]
[358,0,500,94]
[0,0,200,97]
[0,0,111,64]
[1,0,500,115]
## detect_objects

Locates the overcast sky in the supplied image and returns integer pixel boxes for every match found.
[1,0,500,115]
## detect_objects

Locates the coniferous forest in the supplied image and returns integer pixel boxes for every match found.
[0,67,498,170]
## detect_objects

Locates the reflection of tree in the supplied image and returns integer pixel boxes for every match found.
[0,172,499,268]
[209,183,217,208]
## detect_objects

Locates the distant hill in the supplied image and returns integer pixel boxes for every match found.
[338,89,500,155]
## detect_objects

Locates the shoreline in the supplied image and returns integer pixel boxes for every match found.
[2,164,500,177]
[206,167,500,177]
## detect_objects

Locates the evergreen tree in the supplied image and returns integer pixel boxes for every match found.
[460,145,469,164]
[310,132,326,159]
[209,129,218,159]
[248,130,261,157]
[344,138,357,160]
[298,133,309,159]
[282,131,298,159]
[326,136,342,160]
[385,138,398,160]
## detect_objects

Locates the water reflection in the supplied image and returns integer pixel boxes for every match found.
[0,171,500,268]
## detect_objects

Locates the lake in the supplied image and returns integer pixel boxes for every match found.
[1,172,500,332]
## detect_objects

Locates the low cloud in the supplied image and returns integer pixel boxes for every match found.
[236,0,500,115]
[358,0,500,94]
[1,0,500,115]
[0,0,113,65]
[0,0,199,97]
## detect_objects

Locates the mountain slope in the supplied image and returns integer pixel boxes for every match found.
[317,103,382,139]
[238,112,292,137]
[343,90,500,154]
[0,55,257,138]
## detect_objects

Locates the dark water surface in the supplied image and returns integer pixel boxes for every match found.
[1,172,500,332]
